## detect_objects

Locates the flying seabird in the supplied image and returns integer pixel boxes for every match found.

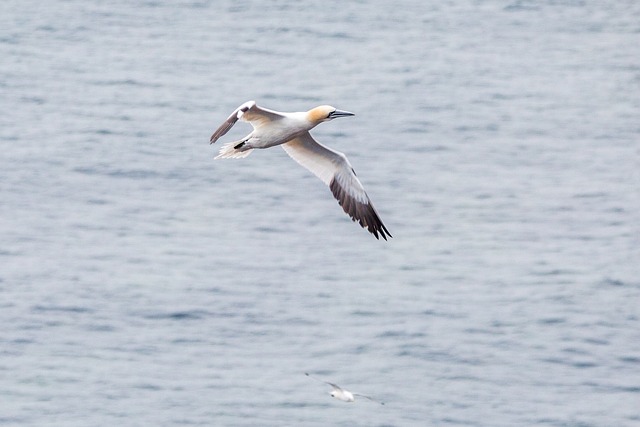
[209,100,391,240]
[305,372,385,405]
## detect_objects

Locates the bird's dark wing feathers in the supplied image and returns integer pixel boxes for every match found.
[330,174,391,241]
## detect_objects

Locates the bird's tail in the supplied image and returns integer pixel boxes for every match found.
[214,141,253,159]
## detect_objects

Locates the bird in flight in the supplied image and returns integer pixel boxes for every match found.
[305,372,385,405]
[210,101,391,240]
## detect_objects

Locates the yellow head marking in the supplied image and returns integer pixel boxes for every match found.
[307,105,335,123]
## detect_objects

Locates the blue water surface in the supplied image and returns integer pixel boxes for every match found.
[1,1,639,426]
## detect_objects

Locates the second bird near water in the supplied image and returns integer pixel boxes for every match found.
[210,101,391,240]
[305,373,385,405]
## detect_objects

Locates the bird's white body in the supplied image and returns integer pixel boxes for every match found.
[209,101,391,240]
[237,110,311,150]
[331,387,355,402]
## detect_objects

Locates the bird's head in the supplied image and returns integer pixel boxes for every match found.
[307,105,355,124]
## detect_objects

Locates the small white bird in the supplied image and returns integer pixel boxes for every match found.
[210,101,391,240]
[305,372,385,405]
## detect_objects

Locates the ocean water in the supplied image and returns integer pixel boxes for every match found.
[1,1,639,426]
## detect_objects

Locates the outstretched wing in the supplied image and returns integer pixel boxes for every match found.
[305,373,343,391]
[353,393,385,405]
[326,382,343,392]
[282,132,391,240]
[210,100,283,144]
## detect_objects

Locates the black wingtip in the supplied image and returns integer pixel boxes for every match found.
[329,177,392,241]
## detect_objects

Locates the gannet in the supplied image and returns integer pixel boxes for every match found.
[209,101,391,240]
[305,373,385,405]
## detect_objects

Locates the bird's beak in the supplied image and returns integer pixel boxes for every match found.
[329,109,355,118]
